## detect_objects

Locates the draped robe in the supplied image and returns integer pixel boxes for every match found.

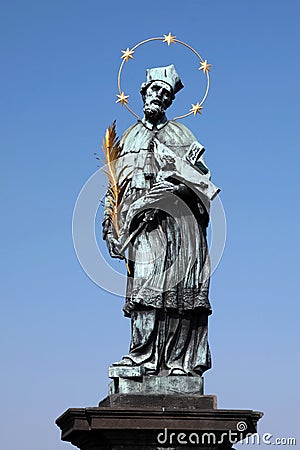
[103,118,214,376]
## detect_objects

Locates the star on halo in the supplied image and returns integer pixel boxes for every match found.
[163,32,176,46]
[121,48,134,62]
[116,92,129,105]
[198,60,212,75]
[190,103,203,116]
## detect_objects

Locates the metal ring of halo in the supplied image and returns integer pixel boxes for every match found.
[117,35,210,121]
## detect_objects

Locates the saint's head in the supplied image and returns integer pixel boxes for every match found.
[140,64,183,124]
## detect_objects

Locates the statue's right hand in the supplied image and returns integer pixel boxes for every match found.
[106,236,125,260]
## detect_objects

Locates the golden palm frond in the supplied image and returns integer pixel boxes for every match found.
[102,121,130,236]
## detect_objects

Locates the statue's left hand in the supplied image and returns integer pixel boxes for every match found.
[147,180,180,198]
[121,181,186,238]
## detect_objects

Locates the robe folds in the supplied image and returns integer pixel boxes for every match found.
[104,119,214,375]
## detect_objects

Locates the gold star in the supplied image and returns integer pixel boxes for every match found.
[198,60,212,75]
[116,92,129,105]
[121,48,134,62]
[163,32,176,46]
[190,103,203,116]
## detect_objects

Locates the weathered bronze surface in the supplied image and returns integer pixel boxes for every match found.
[103,65,220,380]
[56,59,263,450]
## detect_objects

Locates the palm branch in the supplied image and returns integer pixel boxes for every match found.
[102,121,130,236]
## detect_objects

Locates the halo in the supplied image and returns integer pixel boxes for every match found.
[116,33,211,121]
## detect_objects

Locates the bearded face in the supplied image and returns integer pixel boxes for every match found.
[143,81,173,123]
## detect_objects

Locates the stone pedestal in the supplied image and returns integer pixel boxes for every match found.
[56,392,263,449]
[57,367,262,449]
[108,365,204,396]
[109,372,204,396]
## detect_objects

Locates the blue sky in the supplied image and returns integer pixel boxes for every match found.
[1,1,299,449]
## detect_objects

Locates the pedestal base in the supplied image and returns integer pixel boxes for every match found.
[108,365,204,396]
[109,375,204,396]
[56,394,263,450]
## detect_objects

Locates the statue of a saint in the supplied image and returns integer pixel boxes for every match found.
[102,65,219,377]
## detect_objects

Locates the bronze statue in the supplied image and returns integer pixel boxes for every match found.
[56,39,263,450]
[102,64,219,377]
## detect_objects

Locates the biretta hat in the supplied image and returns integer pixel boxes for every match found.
[145,64,184,95]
